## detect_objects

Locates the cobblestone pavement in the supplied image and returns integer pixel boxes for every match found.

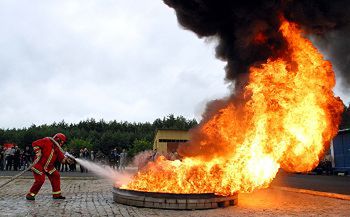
[0,178,349,217]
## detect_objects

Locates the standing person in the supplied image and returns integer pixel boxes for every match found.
[113,148,119,169]
[6,147,15,171]
[82,148,89,173]
[90,150,95,162]
[109,149,116,169]
[0,147,4,170]
[79,149,84,173]
[19,148,25,170]
[173,151,180,161]
[151,149,158,161]
[96,150,104,164]
[13,146,20,171]
[26,133,72,200]
[119,149,127,170]
[4,147,11,170]
[23,146,32,170]
[116,151,120,169]
[70,150,77,172]
[60,159,68,172]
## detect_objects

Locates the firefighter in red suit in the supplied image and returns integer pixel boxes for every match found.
[26,133,72,200]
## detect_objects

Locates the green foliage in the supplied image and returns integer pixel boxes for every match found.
[128,139,153,157]
[152,114,197,130]
[0,114,198,153]
[66,138,93,152]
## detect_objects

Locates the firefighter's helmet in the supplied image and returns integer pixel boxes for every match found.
[53,133,67,144]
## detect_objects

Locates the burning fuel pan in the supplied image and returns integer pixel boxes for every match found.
[113,187,238,210]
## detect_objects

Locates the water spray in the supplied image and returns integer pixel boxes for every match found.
[65,152,133,186]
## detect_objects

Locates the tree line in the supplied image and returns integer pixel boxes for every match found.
[0,114,198,157]
[2,103,350,157]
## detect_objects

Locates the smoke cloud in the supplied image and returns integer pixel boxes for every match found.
[313,26,350,88]
[284,0,350,88]
[163,0,350,88]
[163,0,350,159]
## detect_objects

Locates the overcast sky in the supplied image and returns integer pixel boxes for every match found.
[0,1,348,129]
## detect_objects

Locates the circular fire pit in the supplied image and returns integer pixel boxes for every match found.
[113,187,238,210]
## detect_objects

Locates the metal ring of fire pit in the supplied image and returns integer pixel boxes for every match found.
[113,187,238,210]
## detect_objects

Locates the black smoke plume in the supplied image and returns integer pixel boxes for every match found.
[163,0,350,88]
[163,0,350,159]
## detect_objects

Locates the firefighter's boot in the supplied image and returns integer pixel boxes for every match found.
[26,193,35,200]
[53,195,66,199]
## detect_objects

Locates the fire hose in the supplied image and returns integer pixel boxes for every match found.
[0,160,38,189]
[0,137,75,189]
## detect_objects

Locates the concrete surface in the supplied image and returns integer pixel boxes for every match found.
[0,178,349,217]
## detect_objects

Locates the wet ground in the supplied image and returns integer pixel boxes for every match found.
[0,178,349,217]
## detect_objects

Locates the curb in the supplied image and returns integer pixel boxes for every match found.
[272,186,350,201]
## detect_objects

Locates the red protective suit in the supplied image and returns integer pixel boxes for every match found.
[27,137,66,198]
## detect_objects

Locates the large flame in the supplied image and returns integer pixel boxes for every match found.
[122,20,343,195]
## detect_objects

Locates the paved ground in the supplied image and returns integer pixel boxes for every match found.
[0,177,349,217]
[271,170,350,195]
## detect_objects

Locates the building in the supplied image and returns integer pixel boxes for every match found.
[153,129,189,154]
[331,128,350,174]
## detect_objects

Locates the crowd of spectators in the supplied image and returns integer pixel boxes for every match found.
[53,147,130,172]
[0,144,186,174]
[107,148,128,170]
[0,145,130,172]
[0,146,33,171]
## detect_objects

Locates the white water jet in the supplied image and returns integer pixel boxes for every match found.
[66,153,134,186]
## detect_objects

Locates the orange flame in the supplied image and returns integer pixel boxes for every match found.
[121,20,343,195]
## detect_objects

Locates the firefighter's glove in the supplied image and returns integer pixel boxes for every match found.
[67,158,74,164]
[62,157,73,164]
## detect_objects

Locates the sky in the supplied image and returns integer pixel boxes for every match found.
[0,0,348,129]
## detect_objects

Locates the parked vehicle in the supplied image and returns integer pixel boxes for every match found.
[330,128,350,175]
